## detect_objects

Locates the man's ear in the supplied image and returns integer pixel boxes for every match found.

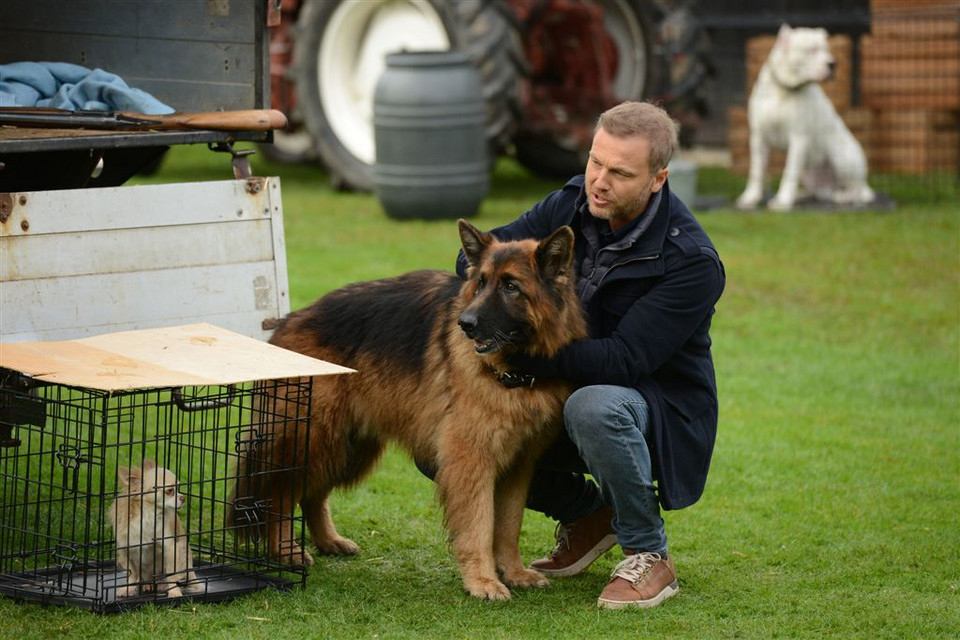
[536,226,575,282]
[458,219,491,267]
[651,166,669,193]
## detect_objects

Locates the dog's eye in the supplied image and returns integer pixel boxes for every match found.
[165,488,175,496]
[476,276,485,292]
[502,280,519,294]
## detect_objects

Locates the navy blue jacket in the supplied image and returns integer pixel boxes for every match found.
[458,175,725,510]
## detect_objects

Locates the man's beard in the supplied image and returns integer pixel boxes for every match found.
[588,176,657,224]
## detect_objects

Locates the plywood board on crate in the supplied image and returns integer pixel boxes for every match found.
[745,34,852,111]
[0,323,355,390]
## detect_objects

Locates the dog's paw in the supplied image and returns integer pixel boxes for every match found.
[831,186,875,206]
[465,576,512,601]
[503,568,550,590]
[767,195,795,211]
[735,190,763,210]
[182,577,203,593]
[116,586,137,599]
[166,586,184,598]
[314,535,360,556]
[279,541,317,566]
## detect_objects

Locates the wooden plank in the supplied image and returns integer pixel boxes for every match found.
[1,262,286,341]
[862,57,960,79]
[861,35,960,59]
[872,110,958,129]
[871,0,960,16]
[872,18,960,40]
[871,142,958,163]
[864,93,960,109]
[862,75,959,95]
[0,220,276,281]
[867,107,959,173]
[1,178,290,342]
[0,179,277,236]
[872,0,959,7]
[870,149,958,172]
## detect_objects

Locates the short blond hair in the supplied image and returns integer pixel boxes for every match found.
[595,101,680,172]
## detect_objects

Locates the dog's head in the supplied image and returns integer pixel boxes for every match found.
[456,219,584,358]
[768,24,836,89]
[117,459,185,511]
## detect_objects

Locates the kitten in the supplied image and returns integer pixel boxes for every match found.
[109,459,198,598]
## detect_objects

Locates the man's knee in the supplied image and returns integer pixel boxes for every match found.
[564,385,650,438]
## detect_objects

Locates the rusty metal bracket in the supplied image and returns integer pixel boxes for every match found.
[0,193,12,224]
[266,0,282,27]
[208,141,256,179]
[245,176,268,195]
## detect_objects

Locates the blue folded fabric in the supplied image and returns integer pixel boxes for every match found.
[0,61,174,114]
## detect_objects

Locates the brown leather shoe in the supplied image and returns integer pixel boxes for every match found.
[597,551,679,609]
[529,506,616,577]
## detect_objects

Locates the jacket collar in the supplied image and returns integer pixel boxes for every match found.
[573,176,673,256]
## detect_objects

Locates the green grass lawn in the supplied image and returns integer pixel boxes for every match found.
[2,146,957,638]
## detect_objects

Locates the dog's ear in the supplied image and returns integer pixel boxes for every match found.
[458,219,491,267]
[118,465,140,488]
[536,226,575,283]
[776,23,792,48]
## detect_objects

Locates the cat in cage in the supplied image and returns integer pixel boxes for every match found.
[108,459,199,598]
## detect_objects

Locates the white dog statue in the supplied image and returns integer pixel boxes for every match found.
[736,24,875,210]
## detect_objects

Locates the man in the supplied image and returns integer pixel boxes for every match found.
[458,101,725,609]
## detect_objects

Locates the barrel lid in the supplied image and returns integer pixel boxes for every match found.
[385,50,473,67]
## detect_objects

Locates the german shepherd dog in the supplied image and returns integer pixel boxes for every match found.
[233,220,587,600]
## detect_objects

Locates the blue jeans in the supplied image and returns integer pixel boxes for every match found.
[527,385,668,555]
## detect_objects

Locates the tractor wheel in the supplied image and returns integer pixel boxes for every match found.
[513,0,657,179]
[256,129,317,166]
[292,0,523,191]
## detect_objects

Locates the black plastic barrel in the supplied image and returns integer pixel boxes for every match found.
[373,51,489,220]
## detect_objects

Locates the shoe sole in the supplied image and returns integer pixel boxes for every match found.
[532,533,617,577]
[597,581,679,610]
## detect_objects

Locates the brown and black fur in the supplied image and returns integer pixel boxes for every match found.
[232,220,587,600]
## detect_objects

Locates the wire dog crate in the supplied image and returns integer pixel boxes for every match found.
[0,324,351,612]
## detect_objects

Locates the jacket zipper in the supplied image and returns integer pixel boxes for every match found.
[596,253,661,288]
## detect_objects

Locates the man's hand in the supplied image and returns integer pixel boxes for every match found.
[505,351,556,378]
